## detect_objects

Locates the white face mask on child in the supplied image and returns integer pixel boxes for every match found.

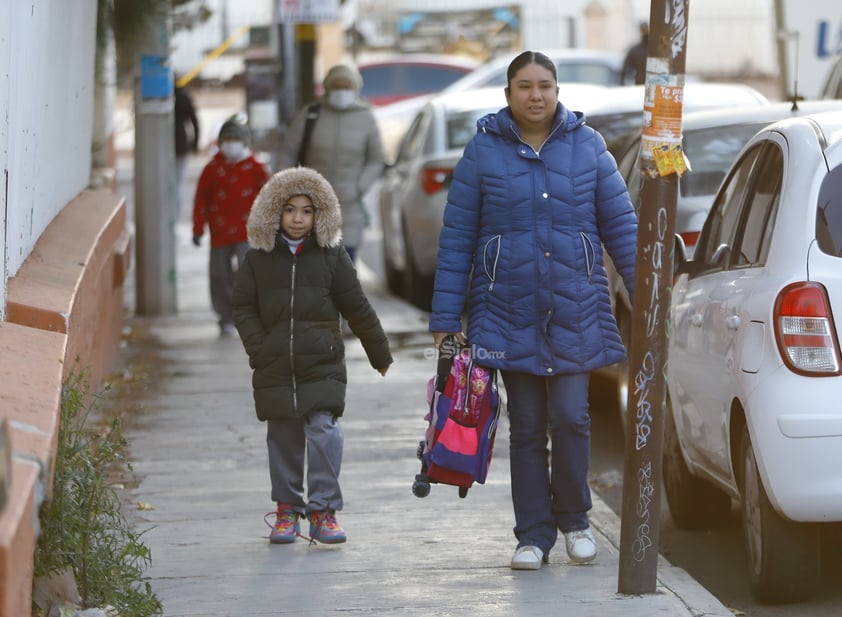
[220,140,246,161]
[328,89,356,110]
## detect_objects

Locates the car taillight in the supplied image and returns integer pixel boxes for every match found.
[420,168,453,195]
[774,282,842,375]
[679,231,699,249]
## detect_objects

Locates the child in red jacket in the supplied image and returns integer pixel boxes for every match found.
[193,118,270,336]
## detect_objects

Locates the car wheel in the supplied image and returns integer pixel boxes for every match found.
[739,425,819,604]
[662,400,731,529]
[402,225,433,310]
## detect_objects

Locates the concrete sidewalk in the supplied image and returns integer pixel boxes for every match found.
[109,157,734,617]
[109,84,735,615]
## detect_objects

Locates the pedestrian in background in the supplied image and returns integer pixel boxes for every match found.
[192,117,270,337]
[174,82,200,218]
[621,22,649,85]
[231,166,392,545]
[277,63,385,263]
[429,51,637,571]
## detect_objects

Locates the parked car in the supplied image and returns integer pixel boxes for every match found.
[375,48,624,162]
[356,54,479,106]
[606,100,842,422]
[664,110,842,604]
[379,81,771,313]
[820,53,842,99]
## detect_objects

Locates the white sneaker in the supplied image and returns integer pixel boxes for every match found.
[511,545,544,570]
[564,528,597,564]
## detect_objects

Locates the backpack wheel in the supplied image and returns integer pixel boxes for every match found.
[412,474,431,498]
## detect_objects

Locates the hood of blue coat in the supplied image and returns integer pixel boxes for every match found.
[247,166,342,252]
[476,103,585,142]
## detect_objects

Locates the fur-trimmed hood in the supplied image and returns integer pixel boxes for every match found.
[247,167,342,251]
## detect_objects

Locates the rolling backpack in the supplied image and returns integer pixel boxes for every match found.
[413,337,501,498]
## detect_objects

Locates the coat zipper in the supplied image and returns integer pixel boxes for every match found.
[289,256,298,412]
[580,232,595,283]
[484,234,501,291]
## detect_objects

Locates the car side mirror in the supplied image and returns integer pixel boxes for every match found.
[709,243,731,269]
[674,233,690,277]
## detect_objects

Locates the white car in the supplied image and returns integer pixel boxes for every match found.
[375,48,624,163]
[665,110,842,604]
[608,100,842,423]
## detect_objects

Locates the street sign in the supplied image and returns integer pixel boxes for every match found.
[277,0,340,23]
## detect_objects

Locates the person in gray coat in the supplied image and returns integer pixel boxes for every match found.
[277,64,385,262]
[231,167,392,545]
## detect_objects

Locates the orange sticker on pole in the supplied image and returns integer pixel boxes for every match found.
[642,84,683,140]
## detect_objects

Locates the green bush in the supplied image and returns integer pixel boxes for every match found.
[33,370,161,616]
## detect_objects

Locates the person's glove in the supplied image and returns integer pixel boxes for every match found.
[192,235,201,247]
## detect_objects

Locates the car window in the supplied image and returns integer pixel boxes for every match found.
[360,65,469,100]
[680,123,766,198]
[555,62,619,86]
[618,138,642,211]
[396,111,427,164]
[694,143,765,271]
[588,112,643,153]
[732,144,783,267]
[470,60,619,89]
[815,164,842,256]
[446,107,498,150]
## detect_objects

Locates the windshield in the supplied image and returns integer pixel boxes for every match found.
[816,164,842,257]
[680,123,768,197]
[446,107,499,150]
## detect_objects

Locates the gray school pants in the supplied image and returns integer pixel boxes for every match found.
[266,411,344,515]
[209,242,249,327]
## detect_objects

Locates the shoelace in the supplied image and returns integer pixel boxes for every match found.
[263,511,313,543]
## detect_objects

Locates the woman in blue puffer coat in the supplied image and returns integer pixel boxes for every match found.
[430,51,637,571]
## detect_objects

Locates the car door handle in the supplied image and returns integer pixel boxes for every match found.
[726,315,741,331]
[691,313,703,327]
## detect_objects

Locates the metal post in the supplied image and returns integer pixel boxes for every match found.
[134,5,177,315]
[281,21,297,126]
[618,0,690,595]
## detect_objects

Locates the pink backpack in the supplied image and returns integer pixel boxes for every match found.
[413,342,501,498]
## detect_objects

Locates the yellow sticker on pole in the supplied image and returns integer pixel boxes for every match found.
[651,143,690,177]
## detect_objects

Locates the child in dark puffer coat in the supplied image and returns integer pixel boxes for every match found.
[231,166,392,544]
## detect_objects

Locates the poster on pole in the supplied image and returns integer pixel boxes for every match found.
[277,0,340,23]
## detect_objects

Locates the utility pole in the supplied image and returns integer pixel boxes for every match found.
[618,0,690,595]
[134,4,178,315]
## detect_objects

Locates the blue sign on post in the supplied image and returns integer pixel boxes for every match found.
[140,54,172,99]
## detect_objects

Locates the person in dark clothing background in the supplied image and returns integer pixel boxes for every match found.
[621,22,649,85]
[174,82,200,218]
